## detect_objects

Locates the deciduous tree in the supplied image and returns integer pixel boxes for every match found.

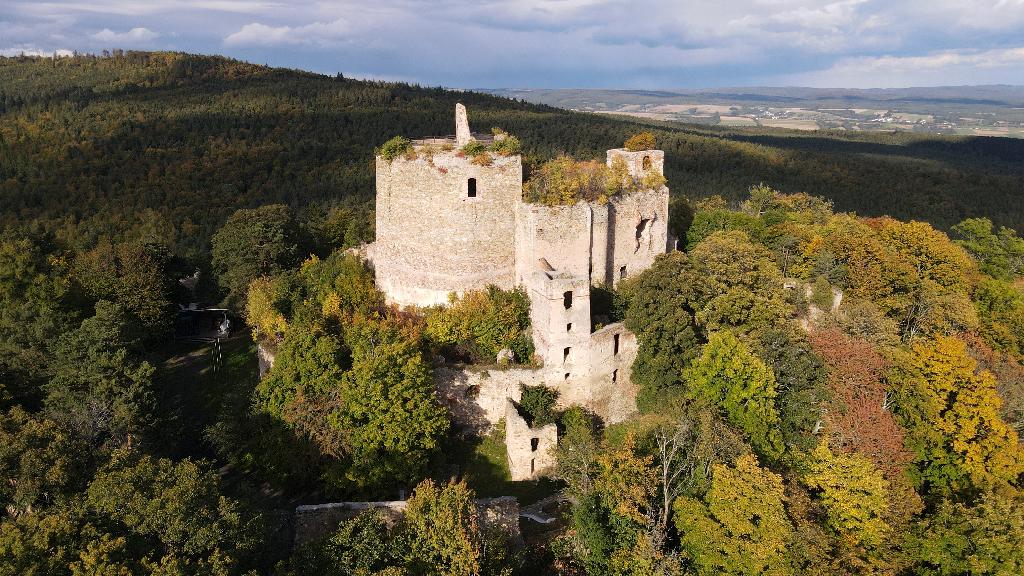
[685,331,784,459]
[673,454,793,576]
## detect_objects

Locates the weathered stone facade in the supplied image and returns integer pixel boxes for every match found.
[504,400,557,481]
[362,105,669,478]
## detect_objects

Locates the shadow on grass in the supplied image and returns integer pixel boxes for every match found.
[441,422,562,505]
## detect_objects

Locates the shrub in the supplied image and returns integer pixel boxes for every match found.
[519,385,559,427]
[523,155,665,206]
[489,135,521,156]
[471,152,493,166]
[460,139,487,156]
[377,135,413,162]
[623,132,656,152]
[425,285,534,364]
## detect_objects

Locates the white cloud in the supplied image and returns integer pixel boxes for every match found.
[90,27,159,43]
[0,46,74,57]
[223,17,350,47]
[782,47,1024,87]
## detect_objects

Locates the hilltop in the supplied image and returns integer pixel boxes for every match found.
[2,52,1024,261]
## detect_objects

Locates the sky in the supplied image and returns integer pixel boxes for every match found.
[2,0,1024,89]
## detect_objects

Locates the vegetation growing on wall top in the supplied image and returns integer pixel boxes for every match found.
[623,131,657,152]
[522,155,665,206]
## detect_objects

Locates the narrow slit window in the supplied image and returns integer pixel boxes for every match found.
[563,347,571,362]
[564,372,570,380]
[612,369,618,383]
[613,334,620,355]
[531,459,535,474]
[563,291,573,309]
[467,177,477,197]
[566,323,572,332]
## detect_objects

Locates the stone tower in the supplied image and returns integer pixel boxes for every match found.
[372,105,523,307]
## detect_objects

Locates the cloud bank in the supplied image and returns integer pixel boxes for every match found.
[1,0,1023,88]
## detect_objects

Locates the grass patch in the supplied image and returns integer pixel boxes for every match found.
[447,421,562,505]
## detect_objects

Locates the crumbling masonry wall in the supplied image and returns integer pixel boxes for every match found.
[504,400,557,481]
[372,152,522,307]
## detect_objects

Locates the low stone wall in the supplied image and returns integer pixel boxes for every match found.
[257,341,276,378]
[293,496,521,546]
[504,400,557,481]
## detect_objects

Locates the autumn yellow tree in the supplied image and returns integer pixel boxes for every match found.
[892,336,1024,496]
[674,454,792,576]
[802,442,890,572]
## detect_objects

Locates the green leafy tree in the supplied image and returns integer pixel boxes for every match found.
[85,449,259,571]
[620,252,701,409]
[288,510,399,576]
[0,235,73,406]
[0,408,86,514]
[424,285,533,365]
[687,230,791,340]
[44,301,155,453]
[518,384,558,427]
[338,315,450,489]
[756,325,829,451]
[685,331,784,459]
[906,489,1024,576]
[211,204,300,310]
[892,336,1024,497]
[401,479,515,576]
[73,241,177,338]
[952,217,1024,281]
[673,454,793,576]
[972,277,1024,359]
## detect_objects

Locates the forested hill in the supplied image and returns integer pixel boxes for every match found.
[2,51,1024,260]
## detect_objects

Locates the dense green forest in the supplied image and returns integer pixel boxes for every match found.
[2,52,1024,575]
[2,52,1023,262]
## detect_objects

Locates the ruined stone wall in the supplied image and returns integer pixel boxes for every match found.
[514,202,594,284]
[504,399,558,481]
[607,187,671,287]
[257,341,276,378]
[607,148,665,179]
[374,151,521,307]
[293,497,521,546]
[435,320,640,433]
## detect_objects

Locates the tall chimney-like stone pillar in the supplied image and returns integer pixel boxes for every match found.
[455,103,471,146]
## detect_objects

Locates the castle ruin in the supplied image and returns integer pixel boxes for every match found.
[366,104,671,478]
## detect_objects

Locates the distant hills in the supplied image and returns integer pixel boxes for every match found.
[482,86,1024,139]
[1,53,1023,263]
[482,85,1024,109]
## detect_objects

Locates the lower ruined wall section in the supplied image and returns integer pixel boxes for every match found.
[293,497,521,546]
[257,341,276,379]
[436,322,640,433]
[505,400,557,481]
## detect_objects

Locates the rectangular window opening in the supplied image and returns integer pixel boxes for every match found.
[613,334,620,355]
[566,323,572,332]
[467,177,477,198]
[563,291,573,309]
[564,372,570,380]
[563,347,571,362]
[619,265,627,280]
[531,438,540,452]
